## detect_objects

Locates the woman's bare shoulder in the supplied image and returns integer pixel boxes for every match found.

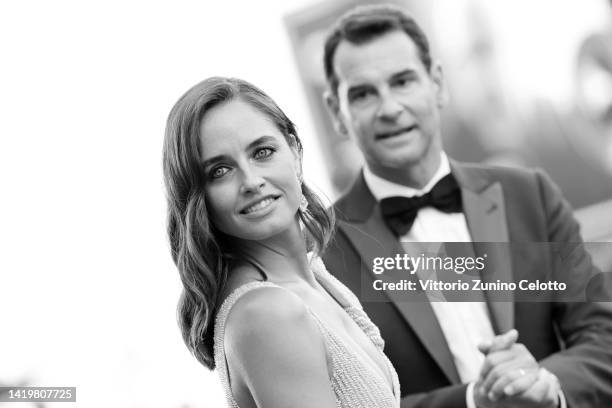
[222,274,324,360]
[221,262,312,339]
[222,282,336,407]
[223,282,312,347]
[219,263,337,408]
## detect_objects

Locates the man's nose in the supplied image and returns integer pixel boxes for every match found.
[239,167,266,194]
[376,91,403,121]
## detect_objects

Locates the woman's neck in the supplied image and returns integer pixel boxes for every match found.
[234,223,315,287]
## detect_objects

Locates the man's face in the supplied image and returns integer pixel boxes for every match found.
[328,30,446,175]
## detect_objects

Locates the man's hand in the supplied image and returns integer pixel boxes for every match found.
[473,329,535,408]
[479,342,539,401]
[474,368,560,408]
[478,329,519,356]
[473,330,560,408]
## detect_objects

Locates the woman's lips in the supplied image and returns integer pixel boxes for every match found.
[240,195,280,215]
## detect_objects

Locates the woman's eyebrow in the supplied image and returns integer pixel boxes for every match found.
[202,135,278,167]
[247,135,277,149]
[202,154,229,169]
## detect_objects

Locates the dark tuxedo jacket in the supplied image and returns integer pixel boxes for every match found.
[323,160,612,408]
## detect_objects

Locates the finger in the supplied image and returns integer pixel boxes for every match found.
[479,347,520,384]
[501,370,539,397]
[514,372,551,405]
[478,329,518,354]
[487,367,534,400]
[490,329,519,352]
[536,368,561,403]
[479,358,523,396]
[479,343,536,385]
[480,352,539,395]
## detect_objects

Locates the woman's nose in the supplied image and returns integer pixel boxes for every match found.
[239,168,266,194]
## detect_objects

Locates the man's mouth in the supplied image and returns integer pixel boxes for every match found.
[375,125,418,140]
[240,195,280,214]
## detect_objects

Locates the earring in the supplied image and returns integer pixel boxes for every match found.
[299,192,308,212]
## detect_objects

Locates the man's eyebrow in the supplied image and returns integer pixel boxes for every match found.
[201,135,278,168]
[390,69,417,80]
[347,83,374,95]
[347,69,417,91]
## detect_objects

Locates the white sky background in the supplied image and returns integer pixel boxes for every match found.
[0,1,319,407]
[0,1,608,407]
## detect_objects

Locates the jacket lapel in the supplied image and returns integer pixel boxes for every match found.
[336,172,461,384]
[451,162,515,333]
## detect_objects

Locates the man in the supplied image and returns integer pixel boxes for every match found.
[321,4,612,408]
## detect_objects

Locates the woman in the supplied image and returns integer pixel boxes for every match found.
[163,77,399,408]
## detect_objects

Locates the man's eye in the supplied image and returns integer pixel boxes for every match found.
[254,147,274,159]
[210,166,229,179]
[349,89,375,103]
[392,76,414,89]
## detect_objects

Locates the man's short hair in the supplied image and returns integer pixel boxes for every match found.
[323,4,432,96]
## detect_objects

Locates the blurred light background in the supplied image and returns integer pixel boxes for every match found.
[0,0,610,407]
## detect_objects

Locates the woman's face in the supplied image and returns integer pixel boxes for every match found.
[199,99,302,242]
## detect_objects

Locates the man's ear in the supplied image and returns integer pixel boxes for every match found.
[431,61,449,108]
[323,90,348,136]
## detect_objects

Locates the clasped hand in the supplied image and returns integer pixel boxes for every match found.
[474,329,560,408]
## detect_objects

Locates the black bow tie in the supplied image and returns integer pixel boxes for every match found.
[379,174,463,237]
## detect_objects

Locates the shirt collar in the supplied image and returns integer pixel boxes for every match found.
[363,152,451,201]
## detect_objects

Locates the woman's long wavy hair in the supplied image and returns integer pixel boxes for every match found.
[163,77,335,370]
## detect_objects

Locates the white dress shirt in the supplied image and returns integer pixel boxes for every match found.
[364,153,495,406]
[363,153,565,407]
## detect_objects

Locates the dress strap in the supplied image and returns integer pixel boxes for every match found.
[310,256,386,351]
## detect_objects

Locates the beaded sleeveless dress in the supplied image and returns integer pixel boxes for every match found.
[213,257,400,408]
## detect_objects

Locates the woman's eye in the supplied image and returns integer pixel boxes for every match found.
[254,147,274,159]
[210,166,229,179]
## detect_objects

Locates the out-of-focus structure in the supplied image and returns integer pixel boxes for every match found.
[285,0,612,271]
